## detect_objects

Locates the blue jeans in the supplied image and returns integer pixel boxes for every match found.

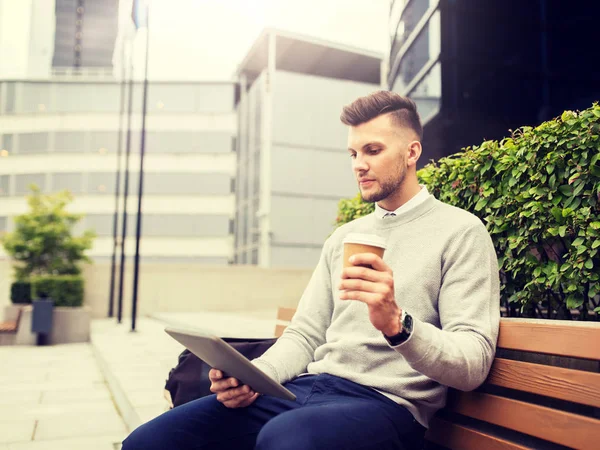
[122,373,426,450]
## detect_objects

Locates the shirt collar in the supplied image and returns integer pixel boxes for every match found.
[375,185,430,219]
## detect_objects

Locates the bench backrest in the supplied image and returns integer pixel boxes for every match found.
[0,307,23,333]
[275,309,600,449]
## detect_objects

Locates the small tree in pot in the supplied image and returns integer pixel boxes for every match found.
[1,185,96,307]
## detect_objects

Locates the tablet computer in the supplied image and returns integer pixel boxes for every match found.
[165,326,296,401]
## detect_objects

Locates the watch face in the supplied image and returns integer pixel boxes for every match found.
[402,313,413,333]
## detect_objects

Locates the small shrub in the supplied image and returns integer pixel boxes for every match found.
[31,275,84,307]
[10,281,32,304]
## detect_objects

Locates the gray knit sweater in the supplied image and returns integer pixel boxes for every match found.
[253,194,500,428]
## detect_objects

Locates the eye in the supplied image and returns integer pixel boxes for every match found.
[349,153,357,159]
[367,149,380,155]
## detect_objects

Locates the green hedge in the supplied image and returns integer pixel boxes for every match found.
[10,281,32,304]
[336,103,600,320]
[31,275,84,307]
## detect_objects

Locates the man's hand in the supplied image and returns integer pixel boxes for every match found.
[209,368,260,408]
[338,253,402,337]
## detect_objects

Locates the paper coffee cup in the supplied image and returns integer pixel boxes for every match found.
[342,233,387,268]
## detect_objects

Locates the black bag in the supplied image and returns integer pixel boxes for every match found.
[164,337,277,408]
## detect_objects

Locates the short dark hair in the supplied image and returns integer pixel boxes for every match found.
[340,90,423,140]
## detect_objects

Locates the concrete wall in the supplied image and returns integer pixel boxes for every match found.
[0,260,312,320]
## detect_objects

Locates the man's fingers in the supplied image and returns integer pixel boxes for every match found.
[347,253,391,273]
[216,385,253,403]
[340,265,381,282]
[338,278,384,294]
[208,368,222,381]
[338,290,377,304]
[209,375,239,393]
[222,391,259,409]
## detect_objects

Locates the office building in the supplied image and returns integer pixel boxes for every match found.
[234,29,383,268]
[387,0,600,163]
[53,0,118,70]
[0,78,237,264]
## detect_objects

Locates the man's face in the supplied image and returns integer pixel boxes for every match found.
[347,113,413,205]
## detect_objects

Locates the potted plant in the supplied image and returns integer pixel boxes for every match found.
[1,185,96,344]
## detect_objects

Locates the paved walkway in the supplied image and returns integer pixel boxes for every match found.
[0,343,127,450]
[91,310,278,433]
[1,310,278,449]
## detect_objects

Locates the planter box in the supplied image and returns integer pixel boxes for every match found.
[49,306,90,344]
[2,305,90,345]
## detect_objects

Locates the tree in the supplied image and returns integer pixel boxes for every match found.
[1,185,96,280]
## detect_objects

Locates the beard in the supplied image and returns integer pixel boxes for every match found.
[359,160,407,203]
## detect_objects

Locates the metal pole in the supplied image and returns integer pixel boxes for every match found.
[117,40,135,324]
[108,37,127,318]
[131,5,150,332]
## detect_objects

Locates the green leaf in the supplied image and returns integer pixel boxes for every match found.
[572,237,584,247]
[546,164,555,174]
[475,198,489,211]
[590,222,600,230]
[559,226,567,237]
[566,294,583,309]
[558,185,573,196]
[585,259,594,270]
[592,240,600,249]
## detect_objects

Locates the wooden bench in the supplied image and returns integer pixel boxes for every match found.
[0,307,23,333]
[276,308,600,450]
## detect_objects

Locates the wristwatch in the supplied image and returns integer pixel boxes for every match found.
[383,310,413,346]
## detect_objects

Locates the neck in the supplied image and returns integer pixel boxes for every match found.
[377,176,421,211]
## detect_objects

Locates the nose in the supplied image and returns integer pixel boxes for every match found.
[353,154,369,173]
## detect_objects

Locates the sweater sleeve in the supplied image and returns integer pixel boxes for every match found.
[252,237,335,384]
[392,221,500,391]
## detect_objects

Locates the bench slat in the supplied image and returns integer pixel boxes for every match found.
[425,417,529,450]
[277,307,296,322]
[447,391,600,449]
[487,358,600,408]
[498,319,600,359]
[0,321,18,333]
[274,324,287,338]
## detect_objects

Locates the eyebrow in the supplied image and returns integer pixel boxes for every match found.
[347,141,386,152]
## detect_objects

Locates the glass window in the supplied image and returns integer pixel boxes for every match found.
[55,132,87,152]
[5,82,16,113]
[52,173,84,194]
[54,83,119,113]
[0,175,9,196]
[18,132,49,153]
[391,8,441,95]
[18,82,52,114]
[88,172,116,194]
[2,134,13,151]
[90,131,118,153]
[15,173,46,194]
[390,0,430,65]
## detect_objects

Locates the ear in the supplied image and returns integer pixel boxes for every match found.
[407,141,422,167]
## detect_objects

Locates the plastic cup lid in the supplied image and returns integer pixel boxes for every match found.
[342,233,387,249]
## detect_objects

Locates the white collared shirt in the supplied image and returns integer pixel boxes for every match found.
[375,185,430,219]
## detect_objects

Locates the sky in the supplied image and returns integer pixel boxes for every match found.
[119,0,390,80]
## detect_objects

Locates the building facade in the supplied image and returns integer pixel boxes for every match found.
[234,29,383,268]
[387,0,600,163]
[0,78,237,264]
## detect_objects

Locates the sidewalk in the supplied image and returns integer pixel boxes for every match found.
[91,310,278,433]
[0,343,127,450]
[0,310,278,449]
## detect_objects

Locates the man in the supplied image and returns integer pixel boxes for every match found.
[122,91,500,450]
